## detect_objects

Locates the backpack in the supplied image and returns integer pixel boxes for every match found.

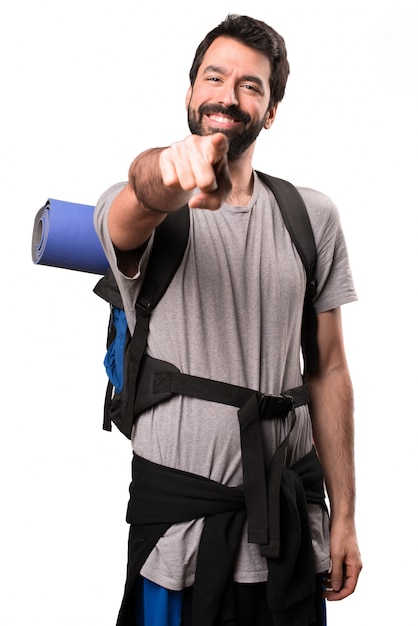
[93,172,318,439]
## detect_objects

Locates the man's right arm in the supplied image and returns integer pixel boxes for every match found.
[107,134,231,276]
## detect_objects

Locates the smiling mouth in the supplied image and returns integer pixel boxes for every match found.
[196,104,251,129]
[206,113,242,127]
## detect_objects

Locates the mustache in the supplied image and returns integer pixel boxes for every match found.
[198,103,251,124]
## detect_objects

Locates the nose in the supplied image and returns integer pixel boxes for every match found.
[217,81,239,107]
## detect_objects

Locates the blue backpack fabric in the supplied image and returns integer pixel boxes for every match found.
[104,307,128,394]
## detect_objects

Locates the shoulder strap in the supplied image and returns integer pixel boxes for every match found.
[256,171,317,289]
[123,204,190,434]
[256,171,319,373]
[135,204,190,316]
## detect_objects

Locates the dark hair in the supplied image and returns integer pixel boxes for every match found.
[189,14,290,107]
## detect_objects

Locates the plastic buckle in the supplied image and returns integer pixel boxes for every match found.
[136,297,152,317]
[258,393,294,420]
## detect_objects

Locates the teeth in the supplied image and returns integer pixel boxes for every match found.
[210,114,234,123]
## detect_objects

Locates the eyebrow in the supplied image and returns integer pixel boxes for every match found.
[202,65,265,89]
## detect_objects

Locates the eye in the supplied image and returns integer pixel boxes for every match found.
[242,83,261,93]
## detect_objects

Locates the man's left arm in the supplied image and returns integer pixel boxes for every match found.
[308,307,362,600]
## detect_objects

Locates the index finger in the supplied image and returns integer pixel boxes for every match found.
[194,133,229,192]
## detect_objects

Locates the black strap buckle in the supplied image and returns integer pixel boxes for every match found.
[136,297,153,317]
[258,393,294,420]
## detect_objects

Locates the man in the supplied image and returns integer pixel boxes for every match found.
[95,14,362,626]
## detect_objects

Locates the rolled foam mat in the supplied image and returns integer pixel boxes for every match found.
[32,198,109,275]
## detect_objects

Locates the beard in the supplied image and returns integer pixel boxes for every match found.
[187,103,268,160]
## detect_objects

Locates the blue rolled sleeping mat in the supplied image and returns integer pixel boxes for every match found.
[32,198,109,275]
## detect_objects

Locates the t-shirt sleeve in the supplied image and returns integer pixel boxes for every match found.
[94,182,154,334]
[298,187,357,314]
[94,182,128,269]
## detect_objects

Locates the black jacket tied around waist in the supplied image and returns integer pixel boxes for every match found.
[116,447,327,626]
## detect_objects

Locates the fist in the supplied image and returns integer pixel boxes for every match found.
[160,133,232,210]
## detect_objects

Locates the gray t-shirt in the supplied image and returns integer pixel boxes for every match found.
[94,171,357,590]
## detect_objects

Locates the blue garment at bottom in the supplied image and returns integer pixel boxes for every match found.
[135,577,182,626]
[135,576,327,626]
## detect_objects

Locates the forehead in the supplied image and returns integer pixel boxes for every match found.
[198,36,271,83]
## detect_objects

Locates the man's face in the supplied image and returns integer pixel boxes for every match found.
[187,37,277,160]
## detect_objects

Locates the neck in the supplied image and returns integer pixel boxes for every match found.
[226,153,254,206]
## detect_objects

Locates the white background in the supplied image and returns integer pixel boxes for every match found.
[1,0,417,624]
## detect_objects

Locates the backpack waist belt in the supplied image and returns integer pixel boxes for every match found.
[133,355,311,553]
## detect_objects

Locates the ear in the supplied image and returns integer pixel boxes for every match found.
[264,103,278,129]
[185,86,192,109]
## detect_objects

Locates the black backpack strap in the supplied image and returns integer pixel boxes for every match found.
[256,172,319,373]
[123,204,190,435]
